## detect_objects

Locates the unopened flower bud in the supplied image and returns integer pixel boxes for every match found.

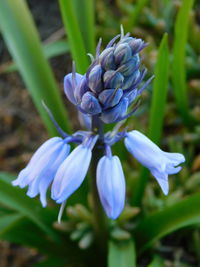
[98,88,123,108]
[74,75,89,103]
[122,70,140,90]
[118,55,140,76]
[103,70,124,89]
[99,47,116,70]
[81,92,102,115]
[114,43,132,65]
[88,64,103,93]
[100,97,129,123]
[128,38,145,54]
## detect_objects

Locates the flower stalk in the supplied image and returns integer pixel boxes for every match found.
[90,115,108,260]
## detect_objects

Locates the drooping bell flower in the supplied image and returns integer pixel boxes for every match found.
[52,135,98,203]
[96,146,125,219]
[124,130,185,194]
[12,137,70,206]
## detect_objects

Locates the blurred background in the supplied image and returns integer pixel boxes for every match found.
[0,0,200,266]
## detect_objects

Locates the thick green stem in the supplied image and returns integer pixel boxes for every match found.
[90,115,108,263]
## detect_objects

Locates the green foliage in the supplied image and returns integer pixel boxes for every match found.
[108,240,136,267]
[0,0,71,135]
[58,0,91,74]
[172,0,194,125]
[135,192,200,252]
[0,172,59,242]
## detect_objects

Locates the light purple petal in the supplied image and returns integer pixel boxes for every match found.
[124,130,185,195]
[26,143,70,207]
[51,145,91,203]
[12,137,63,187]
[64,73,83,104]
[97,155,125,219]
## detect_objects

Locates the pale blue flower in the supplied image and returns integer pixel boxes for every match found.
[12,137,70,206]
[124,130,185,194]
[51,136,98,203]
[97,152,125,219]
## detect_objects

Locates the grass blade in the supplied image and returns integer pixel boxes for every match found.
[125,0,148,32]
[0,39,69,74]
[0,172,60,242]
[0,0,71,135]
[135,192,200,252]
[58,0,90,73]
[131,33,170,206]
[108,240,136,267]
[172,0,194,126]
[72,0,95,54]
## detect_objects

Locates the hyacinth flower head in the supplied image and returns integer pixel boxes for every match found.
[13,28,185,221]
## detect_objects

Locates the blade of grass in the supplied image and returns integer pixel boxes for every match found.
[131,33,169,206]
[58,0,90,73]
[72,0,95,54]
[0,39,69,74]
[108,240,136,267]
[0,172,60,242]
[125,0,148,32]
[134,192,200,252]
[0,0,71,135]
[172,0,194,126]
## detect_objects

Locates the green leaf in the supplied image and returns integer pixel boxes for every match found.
[0,172,60,242]
[72,0,95,54]
[125,0,148,31]
[0,213,23,234]
[131,33,170,206]
[0,0,71,135]
[135,192,200,252]
[59,0,90,73]
[0,39,70,74]
[172,0,194,125]
[147,255,164,267]
[108,240,136,267]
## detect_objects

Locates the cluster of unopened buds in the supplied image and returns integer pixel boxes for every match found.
[13,29,185,220]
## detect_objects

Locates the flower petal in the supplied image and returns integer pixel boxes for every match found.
[97,155,125,219]
[12,137,63,188]
[26,142,70,207]
[52,145,92,203]
[64,73,83,104]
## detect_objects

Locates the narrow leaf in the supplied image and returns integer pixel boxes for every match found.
[0,39,70,74]
[135,192,200,252]
[72,0,95,54]
[172,0,194,125]
[125,0,148,32]
[58,0,90,73]
[108,240,136,267]
[0,0,71,135]
[0,172,60,242]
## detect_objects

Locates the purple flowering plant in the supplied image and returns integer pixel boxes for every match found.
[12,28,185,247]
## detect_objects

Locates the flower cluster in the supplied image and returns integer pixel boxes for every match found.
[13,30,185,220]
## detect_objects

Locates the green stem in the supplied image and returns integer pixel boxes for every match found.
[90,115,108,264]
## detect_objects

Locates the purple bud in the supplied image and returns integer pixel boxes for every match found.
[99,47,116,70]
[118,55,140,77]
[128,38,146,54]
[103,70,124,89]
[74,75,89,103]
[64,73,83,104]
[98,89,123,108]
[100,97,129,123]
[122,70,140,90]
[114,43,132,65]
[88,64,104,93]
[80,91,102,115]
